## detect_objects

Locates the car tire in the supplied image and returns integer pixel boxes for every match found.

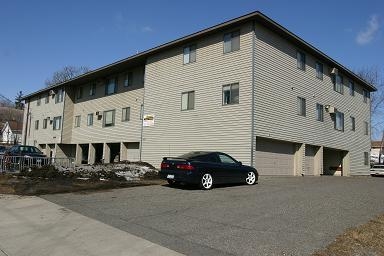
[167,179,176,186]
[200,173,213,190]
[245,171,257,185]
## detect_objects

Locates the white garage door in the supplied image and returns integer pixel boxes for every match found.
[305,145,315,175]
[255,138,295,175]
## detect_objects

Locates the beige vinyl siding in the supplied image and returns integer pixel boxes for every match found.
[142,22,254,167]
[253,23,371,175]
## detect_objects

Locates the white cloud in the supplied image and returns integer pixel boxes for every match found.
[141,26,153,33]
[356,14,380,45]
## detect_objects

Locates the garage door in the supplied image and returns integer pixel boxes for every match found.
[305,145,315,175]
[255,138,295,175]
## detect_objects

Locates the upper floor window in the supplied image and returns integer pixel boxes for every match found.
[335,111,344,131]
[105,78,117,95]
[43,118,48,129]
[103,110,115,127]
[223,83,239,105]
[35,120,39,130]
[122,107,130,121]
[297,97,306,116]
[74,115,81,127]
[348,80,355,96]
[55,88,64,103]
[89,83,96,96]
[76,87,83,100]
[296,51,306,71]
[181,91,195,111]
[223,31,240,53]
[333,74,343,94]
[37,96,41,106]
[364,121,369,135]
[124,72,133,87]
[315,62,323,80]
[53,116,62,130]
[183,45,196,64]
[316,103,323,121]
[363,89,370,103]
[350,116,355,131]
[87,113,93,126]
[364,152,369,165]
[45,94,49,104]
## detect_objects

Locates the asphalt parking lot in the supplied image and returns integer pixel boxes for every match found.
[42,176,384,256]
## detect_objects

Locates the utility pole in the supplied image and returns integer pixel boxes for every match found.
[379,130,384,164]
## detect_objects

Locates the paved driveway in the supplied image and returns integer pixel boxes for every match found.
[42,177,384,255]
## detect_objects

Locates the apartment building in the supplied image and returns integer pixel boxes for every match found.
[22,11,375,175]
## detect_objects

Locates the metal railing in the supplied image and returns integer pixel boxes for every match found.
[0,155,75,172]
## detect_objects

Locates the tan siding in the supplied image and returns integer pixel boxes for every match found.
[253,23,371,175]
[142,22,254,167]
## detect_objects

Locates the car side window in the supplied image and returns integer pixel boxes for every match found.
[193,154,219,163]
[218,154,237,164]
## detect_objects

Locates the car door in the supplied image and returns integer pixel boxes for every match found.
[217,153,243,183]
[194,153,226,183]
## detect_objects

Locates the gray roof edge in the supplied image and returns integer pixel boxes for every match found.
[22,10,375,100]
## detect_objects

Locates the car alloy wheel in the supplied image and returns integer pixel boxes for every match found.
[246,171,256,185]
[201,173,213,190]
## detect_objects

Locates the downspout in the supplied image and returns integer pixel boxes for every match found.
[139,66,146,162]
[250,20,256,167]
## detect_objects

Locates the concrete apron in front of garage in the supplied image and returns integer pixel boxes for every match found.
[42,176,384,256]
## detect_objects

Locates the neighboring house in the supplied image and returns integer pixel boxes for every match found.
[371,141,384,164]
[1,121,22,144]
[21,11,375,175]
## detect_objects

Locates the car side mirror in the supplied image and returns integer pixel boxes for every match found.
[238,161,242,166]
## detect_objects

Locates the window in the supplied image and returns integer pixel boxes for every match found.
[315,62,323,80]
[122,107,130,121]
[364,152,369,166]
[35,120,39,130]
[183,45,196,64]
[349,80,355,96]
[74,115,81,127]
[364,121,369,135]
[87,113,93,126]
[350,116,355,131]
[124,72,133,87]
[105,78,117,95]
[89,83,96,96]
[53,116,62,130]
[223,30,240,53]
[333,74,343,94]
[316,103,323,121]
[37,96,41,106]
[45,94,49,104]
[335,111,344,131]
[222,83,239,105]
[363,89,370,103]
[76,87,83,99]
[43,118,48,129]
[55,88,64,103]
[181,91,195,110]
[218,153,237,164]
[103,110,115,127]
[297,97,306,116]
[297,51,306,70]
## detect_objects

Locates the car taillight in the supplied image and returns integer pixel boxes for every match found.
[176,163,195,171]
[161,162,170,169]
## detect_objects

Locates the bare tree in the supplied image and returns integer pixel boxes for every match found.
[45,66,90,87]
[356,66,384,140]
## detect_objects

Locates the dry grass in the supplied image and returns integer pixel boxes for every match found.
[314,214,384,256]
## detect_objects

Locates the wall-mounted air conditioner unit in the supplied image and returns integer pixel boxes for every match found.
[330,68,338,75]
[325,105,336,114]
[95,111,100,116]
[49,90,56,95]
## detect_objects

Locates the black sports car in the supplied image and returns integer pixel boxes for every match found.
[159,151,258,190]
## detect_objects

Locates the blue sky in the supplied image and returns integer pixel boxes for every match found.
[1,0,383,102]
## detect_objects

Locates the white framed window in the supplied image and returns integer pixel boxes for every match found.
[183,45,196,64]
[315,62,323,80]
[223,31,240,53]
[349,80,355,96]
[364,152,369,165]
[35,120,39,130]
[55,88,64,103]
[43,118,48,129]
[316,103,323,121]
[363,89,370,103]
[181,91,195,110]
[53,116,62,130]
[122,107,130,121]
[87,114,93,126]
[74,115,81,127]
[364,121,369,135]
[350,116,355,131]
[333,74,343,94]
[124,72,133,87]
[297,51,306,70]
[89,83,96,96]
[335,111,344,131]
[105,78,117,95]
[103,110,115,127]
[297,97,306,116]
[222,83,239,105]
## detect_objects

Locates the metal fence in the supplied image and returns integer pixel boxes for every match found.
[0,155,75,172]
